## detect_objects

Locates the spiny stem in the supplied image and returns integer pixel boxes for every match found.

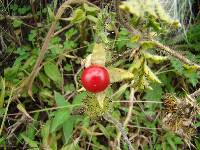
[152,39,200,71]
[104,113,134,150]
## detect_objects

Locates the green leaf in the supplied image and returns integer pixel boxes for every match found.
[63,117,74,143]
[184,69,199,86]
[12,19,23,28]
[167,137,177,150]
[41,121,50,146]
[108,67,134,83]
[195,139,200,150]
[70,8,86,24]
[61,138,80,150]
[171,59,184,75]
[54,91,68,107]
[115,28,129,50]
[72,92,86,105]
[144,84,163,101]
[86,15,98,23]
[140,41,156,50]
[97,123,110,139]
[64,41,77,49]
[44,61,62,84]
[50,109,70,133]
[47,6,55,21]
[20,133,39,150]
[38,73,50,88]
[91,43,106,66]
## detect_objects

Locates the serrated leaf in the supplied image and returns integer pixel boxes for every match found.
[108,67,134,83]
[144,84,163,101]
[91,43,106,66]
[20,133,39,150]
[144,62,161,83]
[44,62,62,84]
[143,52,168,63]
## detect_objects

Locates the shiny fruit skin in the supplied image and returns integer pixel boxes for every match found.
[81,65,110,93]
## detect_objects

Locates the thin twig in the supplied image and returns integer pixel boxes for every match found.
[104,113,134,150]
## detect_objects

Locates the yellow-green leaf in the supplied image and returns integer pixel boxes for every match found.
[69,8,86,24]
[108,67,134,83]
[144,62,161,83]
[140,41,156,50]
[129,57,144,72]
[91,43,106,66]
[143,52,168,63]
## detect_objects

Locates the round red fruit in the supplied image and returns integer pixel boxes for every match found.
[81,65,110,93]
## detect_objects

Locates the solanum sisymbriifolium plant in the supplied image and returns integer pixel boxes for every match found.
[1,0,200,149]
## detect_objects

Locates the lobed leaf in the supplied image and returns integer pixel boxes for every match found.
[108,67,134,83]
[91,43,106,66]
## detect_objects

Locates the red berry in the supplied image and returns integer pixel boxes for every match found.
[81,65,110,93]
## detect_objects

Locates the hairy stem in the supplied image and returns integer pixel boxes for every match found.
[104,113,134,150]
[152,39,200,71]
